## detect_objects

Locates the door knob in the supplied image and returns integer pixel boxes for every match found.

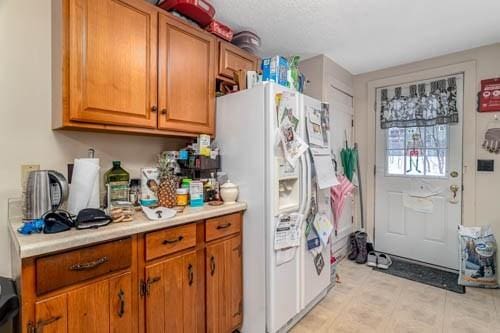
[450,185,459,200]
[450,171,459,178]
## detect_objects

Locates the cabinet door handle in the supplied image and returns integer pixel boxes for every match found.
[117,289,125,318]
[69,256,108,271]
[151,106,158,112]
[36,315,62,331]
[160,108,167,115]
[216,223,231,230]
[187,264,194,286]
[145,276,161,296]
[162,235,184,245]
[210,256,216,276]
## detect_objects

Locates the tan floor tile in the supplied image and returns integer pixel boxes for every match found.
[385,317,443,333]
[443,315,491,333]
[293,260,497,333]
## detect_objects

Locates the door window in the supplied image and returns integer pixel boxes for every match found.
[386,125,448,177]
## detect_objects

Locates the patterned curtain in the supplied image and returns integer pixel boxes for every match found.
[380,77,458,129]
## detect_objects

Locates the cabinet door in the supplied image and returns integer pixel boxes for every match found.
[227,236,243,330]
[145,250,198,333]
[69,0,158,128]
[207,236,243,333]
[67,279,110,333]
[158,14,215,135]
[109,273,133,333]
[206,241,227,333]
[35,294,68,333]
[218,42,258,80]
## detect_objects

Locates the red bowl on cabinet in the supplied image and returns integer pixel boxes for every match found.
[159,0,215,27]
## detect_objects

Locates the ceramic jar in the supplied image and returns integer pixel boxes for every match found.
[220,181,239,203]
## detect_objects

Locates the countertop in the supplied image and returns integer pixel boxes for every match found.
[9,202,247,259]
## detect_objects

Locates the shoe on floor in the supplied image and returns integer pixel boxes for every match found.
[377,253,392,269]
[367,251,378,267]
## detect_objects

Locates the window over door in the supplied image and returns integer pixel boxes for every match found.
[386,124,449,177]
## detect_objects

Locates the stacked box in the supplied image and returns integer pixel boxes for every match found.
[261,56,289,87]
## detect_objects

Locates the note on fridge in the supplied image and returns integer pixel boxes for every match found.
[313,213,333,247]
[306,106,325,147]
[274,213,303,250]
[310,147,339,189]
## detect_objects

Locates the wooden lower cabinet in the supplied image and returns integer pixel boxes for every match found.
[207,235,243,333]
[145,250,199,333]
[33,273,132,333]
[19,213,244,333]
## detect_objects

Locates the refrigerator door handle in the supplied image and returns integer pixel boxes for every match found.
[304,152,312,218]
[298,154,307,215]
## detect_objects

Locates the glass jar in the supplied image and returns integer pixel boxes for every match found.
[176,188,189,206]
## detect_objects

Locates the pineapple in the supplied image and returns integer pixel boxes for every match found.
[157,152,179,208]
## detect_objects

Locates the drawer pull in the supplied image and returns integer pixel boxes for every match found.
[118,289,125,318]
[36,315,62,331]
[187,264,194,286]
[162,235,184,245]
[69,256,108,271]
[210,256,216,276]
[216,223,231,230]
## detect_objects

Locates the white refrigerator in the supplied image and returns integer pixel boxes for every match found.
[216,82,332,333]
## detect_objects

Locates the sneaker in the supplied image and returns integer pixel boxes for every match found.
[367,251,378,267]
[376,253,392,270]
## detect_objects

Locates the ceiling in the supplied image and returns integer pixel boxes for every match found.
[210,0,500,74]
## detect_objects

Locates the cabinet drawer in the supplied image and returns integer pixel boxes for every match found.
[146,223,197,261]
[205,213,241,242]
[218,42,258,79]
[36,238,132,295]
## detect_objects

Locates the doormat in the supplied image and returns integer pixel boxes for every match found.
[373,257,465,294]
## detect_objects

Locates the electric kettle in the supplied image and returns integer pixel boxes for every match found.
[24,170,69,220]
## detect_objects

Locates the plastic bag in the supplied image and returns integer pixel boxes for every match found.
[458,225,498,288]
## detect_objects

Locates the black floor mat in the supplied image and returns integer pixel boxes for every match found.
[373,257,465,294]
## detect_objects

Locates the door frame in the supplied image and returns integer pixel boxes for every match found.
[365,61,477,244]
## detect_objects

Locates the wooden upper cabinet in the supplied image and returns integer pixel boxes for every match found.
[218,41,259,80]
[158,14,216,135]
[68,0,158,128]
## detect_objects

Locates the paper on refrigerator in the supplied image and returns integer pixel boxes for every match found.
[274,213,303,250]
[313,213,333,247]
[279,117,308,166]
[306,106,325,147]
[310,147,339,189]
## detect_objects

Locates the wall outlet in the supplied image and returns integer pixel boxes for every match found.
[21,164,40,190]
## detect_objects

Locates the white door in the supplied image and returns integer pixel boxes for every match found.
[327,87,354,257]
[374,74,463,269]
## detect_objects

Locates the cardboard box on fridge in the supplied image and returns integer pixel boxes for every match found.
[262,56,289,87]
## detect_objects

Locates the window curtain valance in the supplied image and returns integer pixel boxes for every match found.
[380,76,458,129]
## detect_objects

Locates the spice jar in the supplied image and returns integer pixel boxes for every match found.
[176,188,189,206]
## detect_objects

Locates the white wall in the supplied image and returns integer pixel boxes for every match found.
[354,43,500,279]
[0,0,185,278]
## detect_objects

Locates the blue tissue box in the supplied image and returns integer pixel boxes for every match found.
[261,56,288,87]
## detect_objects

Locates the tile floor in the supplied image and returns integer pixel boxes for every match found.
[291,259,500,333]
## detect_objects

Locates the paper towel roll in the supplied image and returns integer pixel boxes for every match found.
[67,158,100,215]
